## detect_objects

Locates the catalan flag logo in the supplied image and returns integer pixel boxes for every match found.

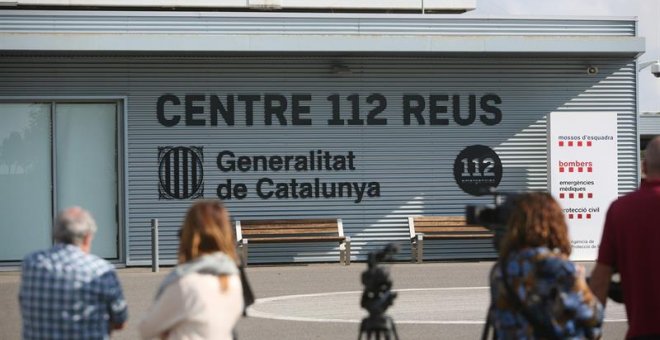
[158,146,204,199]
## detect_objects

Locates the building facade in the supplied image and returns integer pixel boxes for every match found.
[0,9,645,265]
[641,113,660,141]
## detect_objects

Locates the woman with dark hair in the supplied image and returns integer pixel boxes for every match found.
[139,200,243,340]
[488,193,603,339]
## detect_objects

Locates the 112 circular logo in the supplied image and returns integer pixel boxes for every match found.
[453,145,502,196]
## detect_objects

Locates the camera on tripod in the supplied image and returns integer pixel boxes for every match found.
[359,244,400,340]
[465,188,623,303]
[465,188,520,252]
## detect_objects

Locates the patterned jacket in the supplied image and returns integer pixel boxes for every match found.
[489,247,603,339]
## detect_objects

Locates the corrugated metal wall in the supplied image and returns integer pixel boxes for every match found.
[640,115,660,136]
[0,56,637,264]
[0,12,636,36]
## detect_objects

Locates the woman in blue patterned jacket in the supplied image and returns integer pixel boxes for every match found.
[489,192,603,339]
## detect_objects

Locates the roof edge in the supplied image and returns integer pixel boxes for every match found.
[0,34,645,56]
[0,9,639,21]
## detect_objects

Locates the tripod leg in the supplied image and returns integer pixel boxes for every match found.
[390,320,400,340]
[481,308,492,340]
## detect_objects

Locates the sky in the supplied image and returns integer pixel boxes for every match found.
[466,0,660,113]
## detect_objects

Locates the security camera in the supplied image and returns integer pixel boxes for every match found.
[652,63,660,78]
[586,66,599,75]
[639,59,660,77]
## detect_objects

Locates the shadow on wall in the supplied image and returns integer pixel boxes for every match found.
[127,57,629,265]
[239,68,619,264]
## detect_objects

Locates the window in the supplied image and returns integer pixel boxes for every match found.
[0,103,52,261]
[0,101,121,261]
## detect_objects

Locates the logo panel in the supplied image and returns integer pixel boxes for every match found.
[158,146,204,199]
[453,145,503,196]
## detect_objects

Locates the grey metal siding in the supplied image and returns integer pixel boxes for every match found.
[0,56,637,264]
[640,115,660,136]
[0,11,636,36]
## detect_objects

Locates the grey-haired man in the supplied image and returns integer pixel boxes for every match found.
[19,207,128,340]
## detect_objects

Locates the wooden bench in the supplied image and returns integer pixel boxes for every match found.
[235,218,351,266]
[408,216,493,263]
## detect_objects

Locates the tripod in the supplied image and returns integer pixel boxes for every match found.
[358,244,400,340]
[358,311,400,340]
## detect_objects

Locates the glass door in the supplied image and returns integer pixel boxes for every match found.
[0,101,120,261]
[55,103,119,259]
[0,103,53,261]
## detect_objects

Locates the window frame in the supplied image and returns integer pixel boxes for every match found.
[0,96,128,265]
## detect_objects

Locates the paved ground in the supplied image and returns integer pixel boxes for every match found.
[0,261,628,339]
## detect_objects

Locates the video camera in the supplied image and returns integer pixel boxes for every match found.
[358,243,400,340]
[465,188,520,252]
[465,188,623,303]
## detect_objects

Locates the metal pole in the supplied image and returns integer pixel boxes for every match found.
[151,218,159,272]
